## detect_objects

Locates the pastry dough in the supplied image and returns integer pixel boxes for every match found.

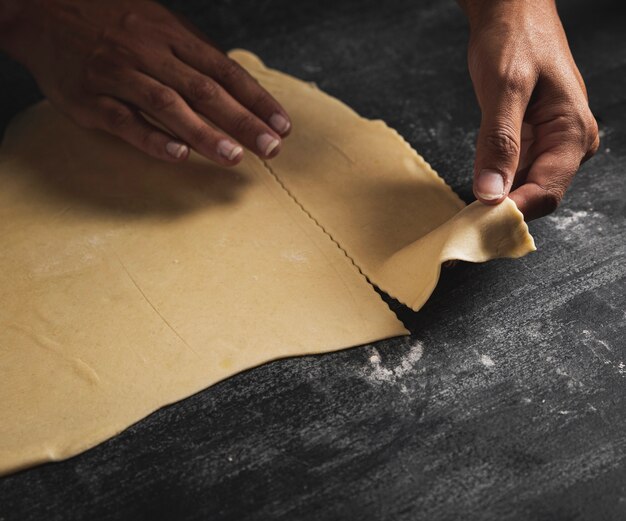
[0,50,534,476]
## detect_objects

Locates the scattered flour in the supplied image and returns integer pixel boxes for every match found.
[364,342,424,385]
[547,209,589,231]
[581,330,624,376]
[479,354,495,368]
[367,351,394,383]
[554,367,584,390]
[582,329,612,364]
[369,353,381,364]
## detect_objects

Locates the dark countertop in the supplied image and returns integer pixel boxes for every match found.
[1,1,625,520]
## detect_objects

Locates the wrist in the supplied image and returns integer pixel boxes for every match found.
[460,0,557,32]
[0,0,35,55]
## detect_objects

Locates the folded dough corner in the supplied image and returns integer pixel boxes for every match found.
[0,50,534,476]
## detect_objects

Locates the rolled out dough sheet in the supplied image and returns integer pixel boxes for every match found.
[0,50,534,476]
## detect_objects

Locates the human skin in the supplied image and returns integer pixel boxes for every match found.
[459,0,599,219]
[0,0,292,165]
[0,0,598,220]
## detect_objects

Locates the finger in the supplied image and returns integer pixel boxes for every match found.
[583,117,601,161]
[518,122,535,172]
[148,58,283,159]
[172,37,292,136]
[511,104,599,221]
[78,96,189,162]
[511,123,536,190]
[473,77,533,205]
[509,142,585,221]
[98,70,244,166]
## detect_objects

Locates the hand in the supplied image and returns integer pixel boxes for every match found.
[461,0,599,220]
[0,0,291,165]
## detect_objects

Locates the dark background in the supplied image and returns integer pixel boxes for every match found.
[1,1,625,520]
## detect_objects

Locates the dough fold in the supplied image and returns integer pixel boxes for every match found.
[0,50,534,476]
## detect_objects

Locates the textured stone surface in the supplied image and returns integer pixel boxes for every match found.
[0,0,624,519]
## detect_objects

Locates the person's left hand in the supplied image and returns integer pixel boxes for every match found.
[0,0,291,165]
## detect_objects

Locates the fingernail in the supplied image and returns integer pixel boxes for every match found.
[257,133,280,156]
[217,139,243,161]
[166,141,188,159]
[269,113,290,134]
[476,169,505,200]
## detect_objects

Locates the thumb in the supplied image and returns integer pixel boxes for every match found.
[473,87,530,204]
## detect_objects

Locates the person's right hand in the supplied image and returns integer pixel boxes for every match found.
[461,0,599,220]
[0,0,291,164]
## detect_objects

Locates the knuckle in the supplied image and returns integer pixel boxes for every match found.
[146,86,178,111]
[189,125,214,147]
[188,77,220,102]
[232,113,256,135]
[172,36,203,57]
[495,65,533,96]
[104,105,134,130]
[119,11,141,31]
[572,112,589,140]
[248,90,272,114]
[503,73,528,95]
[561,107,597,154]
[140,130,159,153]
[484,127,520,160]
[215,59,245,85]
